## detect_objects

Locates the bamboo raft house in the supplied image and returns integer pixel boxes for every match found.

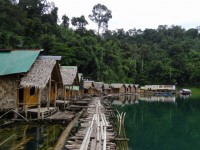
[110,84,126,95]
[102,83,112,95]
[20,56,63,119]
[0,49,41,116]
[58,66,80,106]
[83,80,96,96]
[93,82,104,96]
[124,84,132,94]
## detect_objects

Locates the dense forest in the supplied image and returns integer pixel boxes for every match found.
[1,0,200,86]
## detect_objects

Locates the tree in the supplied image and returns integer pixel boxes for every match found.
[61,14,69,28]
[71,15,88,30]
[89,3,112,35]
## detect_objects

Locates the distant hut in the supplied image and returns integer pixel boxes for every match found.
[60,66,79,102]
[125,84,132,94]
[83,80,95,96]
[134,84,140,93]
[0,50,40,113]
[130,84,136,94]
[102,84,111,95]
[93,82,104,96]
[110,84,126,94]
[20,56,62,118]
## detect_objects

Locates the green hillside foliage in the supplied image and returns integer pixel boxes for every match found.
[1,0,200,86]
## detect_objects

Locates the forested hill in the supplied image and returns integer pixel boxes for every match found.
[1,0,200,86]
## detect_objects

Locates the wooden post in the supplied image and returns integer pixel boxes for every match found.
[68,86,71,101]
[64,85,66,105]
[25,104,28,119]
[38,89,41,119]
[54,82,57,107]
[71,85,74,100]
[47,77,51,110]
[14,79,18,119]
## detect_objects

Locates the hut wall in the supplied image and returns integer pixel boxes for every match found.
[24,87,39,107]
[57,88,63,99]
[131,87,136,93]
[41,86,48,103]
[50,86,56,101]
[119,86,126,94]
[136,88,140,93]
[126,87,131,93]
[0,76,16,109]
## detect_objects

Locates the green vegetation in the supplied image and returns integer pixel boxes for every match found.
[1,0,200,86]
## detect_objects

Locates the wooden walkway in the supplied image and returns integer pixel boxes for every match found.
[65,97,116,150]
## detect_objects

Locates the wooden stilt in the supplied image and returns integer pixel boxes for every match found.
[25,104,28,119]
[64,86,66,105]
[47,77,51,110]
[54,82,57,107]
[68,86,71,101]
[38,89,41,119]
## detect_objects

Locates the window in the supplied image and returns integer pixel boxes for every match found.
[30,87,36,96]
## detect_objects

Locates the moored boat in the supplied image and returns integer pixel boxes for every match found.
[179,89,191,95]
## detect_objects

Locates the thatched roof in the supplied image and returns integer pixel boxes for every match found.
[111,83,124,89]
[93,82,104,91]
[83,80,94,89]
[103,84,111,90]
[61,66,77,85]
[20,59,56,89]
[125,84,132,88]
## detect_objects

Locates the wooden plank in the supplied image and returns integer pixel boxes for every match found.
[90,139,96,150]
[103,126,107,150]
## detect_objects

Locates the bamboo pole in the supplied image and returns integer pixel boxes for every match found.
[14,78,18,119]
[64,86,66,107]
[38,89,41,119]
[54,82,57,107]
[47,76,51,110]
[0,134,16,146]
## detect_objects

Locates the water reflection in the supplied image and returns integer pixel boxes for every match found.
[112,94,192,105]
[0,124,63,150]
[112,94,200,150]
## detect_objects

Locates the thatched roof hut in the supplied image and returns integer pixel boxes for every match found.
[111,83,126,94]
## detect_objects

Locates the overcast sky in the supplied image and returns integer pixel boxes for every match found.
[53,0,200,31]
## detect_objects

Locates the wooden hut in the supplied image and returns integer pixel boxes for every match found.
[110,84,126,94]
[130,84,136,94]
[125,84,132,94]
[93,82,104,96]
[20,56,62,118]
[83,80,95,96]
[102,84,111,95]
[60,66,79,102]
[0,50,40,113]
[134,84,140,93]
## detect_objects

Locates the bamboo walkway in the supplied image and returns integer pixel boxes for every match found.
[65,97,116,150]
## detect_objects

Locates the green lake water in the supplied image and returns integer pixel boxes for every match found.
[112,94,200,150]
